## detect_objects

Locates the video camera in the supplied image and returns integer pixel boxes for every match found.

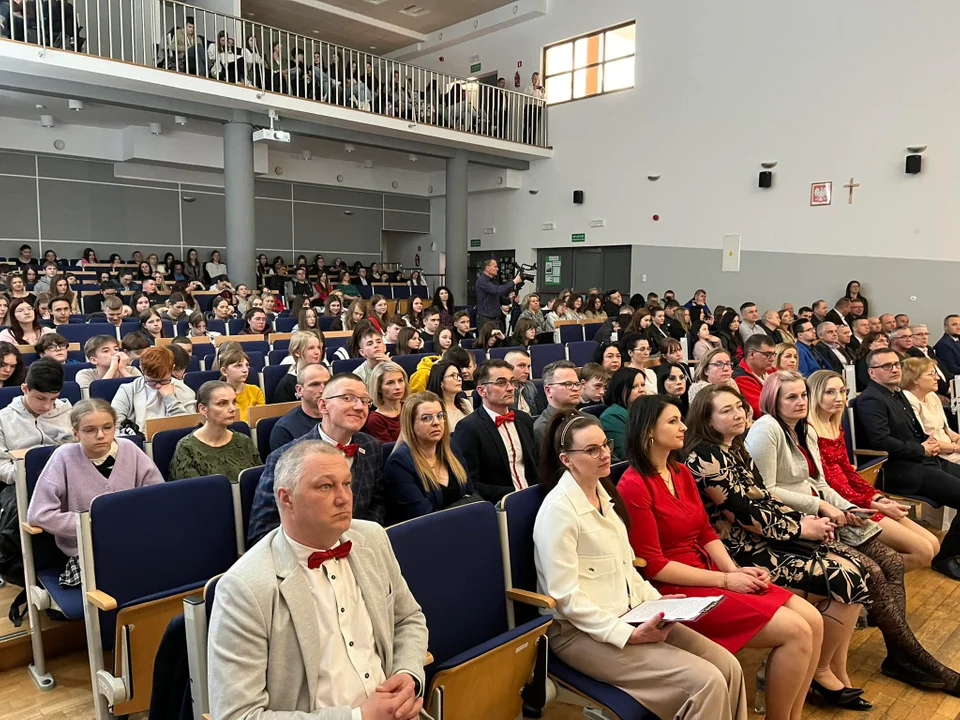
[514,262,538,283]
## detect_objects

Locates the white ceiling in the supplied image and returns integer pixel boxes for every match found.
[241,0,514,53]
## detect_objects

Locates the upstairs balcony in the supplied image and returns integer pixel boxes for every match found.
[0,0,550,161]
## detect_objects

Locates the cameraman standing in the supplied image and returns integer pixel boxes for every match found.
[475,258,522,330]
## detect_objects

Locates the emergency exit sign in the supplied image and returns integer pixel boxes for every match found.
[470,238,481,247]
[572,233,586,243]
[470,62,482,74]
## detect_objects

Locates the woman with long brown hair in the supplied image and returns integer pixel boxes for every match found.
[0,297,53,345]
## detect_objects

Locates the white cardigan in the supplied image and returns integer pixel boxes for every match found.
[533,471,660,649]
[744,414,855,516]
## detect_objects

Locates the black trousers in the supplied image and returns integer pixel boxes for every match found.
[912,459,960,558]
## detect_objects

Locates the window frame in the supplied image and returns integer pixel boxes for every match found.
[541,20,636,107]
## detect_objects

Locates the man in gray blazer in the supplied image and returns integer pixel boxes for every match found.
[208,439,429,719]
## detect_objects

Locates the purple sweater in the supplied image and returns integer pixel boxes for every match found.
[27,439,163,556]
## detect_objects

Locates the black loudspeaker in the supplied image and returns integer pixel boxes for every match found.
[758,171,773,188]
[905,155,922,174]
[573,190,584,204]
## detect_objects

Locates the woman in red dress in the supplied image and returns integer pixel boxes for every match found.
[807,370,939,572]
[619,395,823,720]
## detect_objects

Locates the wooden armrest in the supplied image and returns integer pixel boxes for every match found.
[425,651,434,666]
[853,449,888,457]
[505,588,557,609]
[8,448,28,460]
[86,589,118,611]
[20,522,41,535]
[633,557,648,568]
[202,715,211,720]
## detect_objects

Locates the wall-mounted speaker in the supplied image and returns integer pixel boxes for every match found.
[758,171,773,189]
[573,190,584,204]
[905,155,922,174]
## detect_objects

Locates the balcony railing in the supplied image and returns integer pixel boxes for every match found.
[0,0,549,148]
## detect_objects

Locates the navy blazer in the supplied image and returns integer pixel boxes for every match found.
[383,443,476,525]
[935,334,960,375]
[454,407,538,503]
[247,427,384,547]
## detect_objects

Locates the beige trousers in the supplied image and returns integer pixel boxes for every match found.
[549,620,747,720]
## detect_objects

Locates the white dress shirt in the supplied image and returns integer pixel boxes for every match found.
[319,427,356,471]
[916,347,947,382]
[283,530,385,718]
[484,405,527,490]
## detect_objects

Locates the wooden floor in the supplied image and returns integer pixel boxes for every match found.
[2,567,960,719]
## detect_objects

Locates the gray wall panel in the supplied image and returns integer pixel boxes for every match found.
[383,210,430,233]
[384,195,430,213]
[0,176,40,240]
[37,156,175,188]
[255,180,292,200]
[256,198,293,251]
[293,185,382,209]
[0,152,37,176]
[181,192,227,249]
[39,179,180,245]
[293,204,382,254]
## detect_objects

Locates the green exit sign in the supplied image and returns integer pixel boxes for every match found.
[572,233,586,243]
[470,238,481,247]
[470,62,482,74]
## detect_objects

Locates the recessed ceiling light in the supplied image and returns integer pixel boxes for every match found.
[68,99,84,111]
[344,144,355,153]
[174,115,187,126]
[245,11,254,17]
[40,115,55,128]
[369,45,377,50]
[150,122,163,135]
[312,29,320,34]
[35,104,46,109]
[408,154,418,162]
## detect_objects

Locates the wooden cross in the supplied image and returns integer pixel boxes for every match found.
[844,177,860,204]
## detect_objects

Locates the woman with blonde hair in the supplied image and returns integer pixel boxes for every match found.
[774,343,799,371]
[808,369,940,571]
[901,357,960,464]
[216,344,264,423]
[363,361,408,443]
[383,390,475,523]
[274,331,327,403]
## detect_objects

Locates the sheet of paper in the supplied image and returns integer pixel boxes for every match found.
[621,596,723,624]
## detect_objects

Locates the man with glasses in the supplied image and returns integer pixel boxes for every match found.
[792,317,829,377]
[455,359,538,503]
[111,346,196,433]
[908,324,953,397]
[733,335,775,419]
[248,372,385,547]
[269,363,331,453]
[889,327,915,358]
[534,361,583,451]
[858,348,960,579]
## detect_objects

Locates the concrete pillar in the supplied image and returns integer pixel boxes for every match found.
[445,150,468,302]
[222,115,256,289]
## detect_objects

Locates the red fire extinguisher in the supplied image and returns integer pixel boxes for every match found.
[514,70,521,88]
[415,253,421,267]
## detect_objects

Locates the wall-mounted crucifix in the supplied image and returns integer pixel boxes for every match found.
[844,177,861,204]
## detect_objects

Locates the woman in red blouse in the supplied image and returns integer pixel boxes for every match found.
[807,370,939,572]
[619,395,823,720]
[362,361,407,443]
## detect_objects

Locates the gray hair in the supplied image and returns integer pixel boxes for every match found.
[69,398,116,430]
[816,322,837,339]
[910,324,928,334]
[890,327,912,341]
[274,439,342,501]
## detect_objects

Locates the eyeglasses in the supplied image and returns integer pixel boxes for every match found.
[753,351,776,359]
[823,388,849,398]
[869,361,903,372]
[443,372,463,382]
[144,376,172,386]
[708,361,734,369]
[565,439,615,460]
[547,381,582,391]
[325,393,374,406]
[418,411,446,424]
[50,343,68,351]
[480,378,518,389]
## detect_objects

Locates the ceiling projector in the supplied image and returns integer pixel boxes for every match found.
[253,128,291,143]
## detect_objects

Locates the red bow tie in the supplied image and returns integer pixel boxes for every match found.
[495,411,516,428]
[308,541,352,569]
[337,442,359,457]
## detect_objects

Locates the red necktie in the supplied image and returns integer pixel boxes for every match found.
[337,442,359,457]
[495,411,516,428]
[307,541,352,569]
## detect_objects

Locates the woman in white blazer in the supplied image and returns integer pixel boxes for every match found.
[746,370,960,694]
[533,410,747,720]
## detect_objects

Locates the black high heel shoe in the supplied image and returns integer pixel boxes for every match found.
[809,680,873,711]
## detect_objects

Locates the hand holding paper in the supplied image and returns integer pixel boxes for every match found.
[622,596,723,625]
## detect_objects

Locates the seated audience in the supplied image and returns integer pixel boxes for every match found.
[425,360,472,431]
[122,332,150,362]
[0,297,54,345]
[619,332,657,394]
[455,359,538,502]
[854,331,890,392]
[761,309,784,344]
[811,300,830,327]
[241,307,271,337]
[509,317,537,350]
[475,321,505,351]
[274,331,326,403]
[533,360,582,451]
[0,358,73,484]
[208,440,427,719]
[935,314,960,375]
[34,333,74,364]
[592,341,623,374]
[620,396,820,719]
[850,318,870,351]
[889,327,915,358]
[503,349,543,416]
[0,342,25,388]
[692,320,722,361]
[826,298,851,328]
[217,345,264,423]
[908,324,953,394]
[533,410,747,719]
[879,314,897,335]
[578,363,609,407]
[419,307,440,345]
[248,372,385,546]
[138,307,167,346]
[434,327,455,353]
[747,370,960,691]
[112,346,197,432]
[188,313,220,339]
[169,343,190,381]
[808,369,940,571]
[518,293,547,333]
[394,327,422,355]
[792,318,828,376]
[901,357,960,465]
[403,297,424,330]
[270,363,330,453]
[774,342,799,372]
[600,367,645,461]
[384,391,476,524]
[683,385,870,708]
[169,380,261,482]
[363,362,408,443]
[28,399,163,585]
[655,360,689,415]
[813,322,849,371]
[738,302,767,343]
[715,310,744,362]
[381,315,405,347]
[77,336,140,391]
[49,296,72,329]
[733,334,775,419]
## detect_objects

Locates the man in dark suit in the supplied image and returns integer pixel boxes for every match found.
[812,322,847,372]
[856,348,960,580]
[247,372,385,546]
[908,323,953,397]
[847,317,870,354]
[454,359,538,503]
[825,297,851,328]
[934,314,960,376]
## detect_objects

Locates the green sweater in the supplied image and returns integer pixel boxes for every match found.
[600,404,630,462]
[168,431,262,483]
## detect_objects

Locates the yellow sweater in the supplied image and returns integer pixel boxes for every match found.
[234,383,265,423]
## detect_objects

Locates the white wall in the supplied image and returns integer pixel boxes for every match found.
[398,0,960,321]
